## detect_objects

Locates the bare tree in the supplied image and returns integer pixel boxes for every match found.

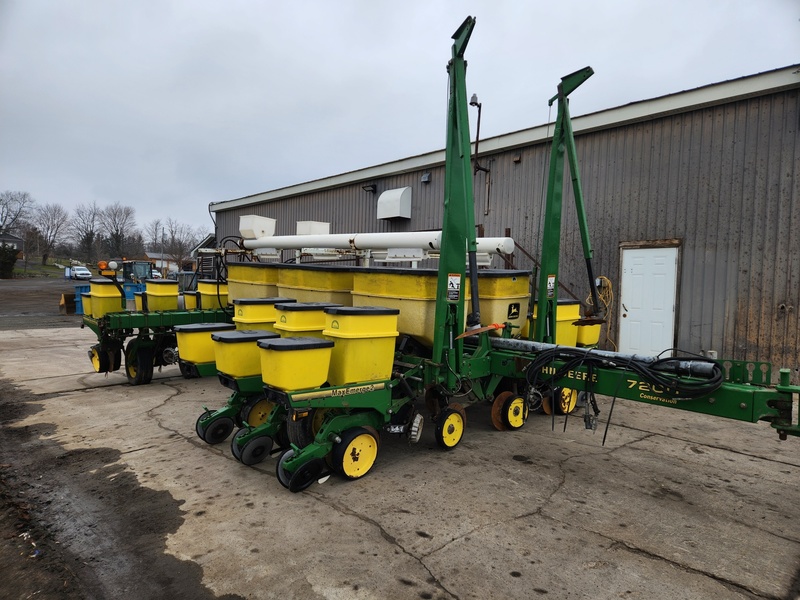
[33,203,70,265]
[127,230,146,259]
[0,190,36,234]
[98,202,137,258]
[143,218,163,252]
[18,223,40,272]
[164,217,202,272]
[71,202,101,264]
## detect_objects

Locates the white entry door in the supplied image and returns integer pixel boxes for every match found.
[618,246,678,356]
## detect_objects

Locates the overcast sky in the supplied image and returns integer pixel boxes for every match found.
[1,1,798,234]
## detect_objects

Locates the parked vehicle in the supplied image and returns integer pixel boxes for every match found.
[150,270,163,279]
[71,266,93,280]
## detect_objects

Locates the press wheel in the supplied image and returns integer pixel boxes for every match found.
[239,397,276,428]
[501,394,528,430]
[543,387,578,415]
[435,407,464,450]
[125,340,153,386]
[331,427,379,480]
[449,402,467,425]
[89,344,109,373]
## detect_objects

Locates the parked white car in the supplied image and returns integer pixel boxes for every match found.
[71,266,93,280]
[150,270,162,279]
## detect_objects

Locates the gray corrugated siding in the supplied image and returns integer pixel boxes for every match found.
[216,87,800,381]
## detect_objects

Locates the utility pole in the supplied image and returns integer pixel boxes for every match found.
[160,227,165,276]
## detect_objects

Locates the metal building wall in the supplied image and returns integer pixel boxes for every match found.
[561,88,800,377]
[215,87,799,379]
[216,165,449,242]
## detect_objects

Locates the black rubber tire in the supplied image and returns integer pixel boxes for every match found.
[230,428,247,461]
[201,417,234,445]
[434,407,465,450]
[276,449,294,489]
[287,408,331,448]
[125,340,154,386]
[288,458,326,493]
[330,427,379,480]
[240,435,274,466]
[195,411,210,440]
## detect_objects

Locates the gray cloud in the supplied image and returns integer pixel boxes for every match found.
[1,0,798,232]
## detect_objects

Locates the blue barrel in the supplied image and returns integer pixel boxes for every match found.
[74,284,91,314]
[123,282,146,300]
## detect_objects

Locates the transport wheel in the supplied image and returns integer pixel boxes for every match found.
[240,435,274,466]
[543,387,578,415]
[289,458,326,493]
[230,427,247,461]
[362,425,381,450]
[276,449,295,489]
[331,427,379,480]
[201,417,234,445]
[125,340,154,386]
[239,397,275,428]
[491,391,513,431]
[501,394,528,430]
[435,407,464,450]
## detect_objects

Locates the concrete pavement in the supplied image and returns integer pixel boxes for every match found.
[1,326,798,599]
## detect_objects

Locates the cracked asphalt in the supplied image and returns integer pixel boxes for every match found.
[1,323,799,599]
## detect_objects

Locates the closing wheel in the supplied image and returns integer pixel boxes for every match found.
[195,411,211,440]
[543,387,579,415]
[276,449,295,489]
[331,427,379,480]
[501,394,528,430]
[240,435,274,466]
[239,397,276,428]
[491,391,513,431]
[230,427,247,460]
[288,458,326,493]
[435,407,465,450]
[200,416,234,445]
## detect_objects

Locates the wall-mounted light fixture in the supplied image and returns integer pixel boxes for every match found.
[469,93,490,174]
[362,183,377,193]
[420,172,431,184]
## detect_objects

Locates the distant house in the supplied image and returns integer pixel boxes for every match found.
[145,251,177,274]
[146,234,216,275]
[0,232,24,258]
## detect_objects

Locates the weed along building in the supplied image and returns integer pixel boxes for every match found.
[209,64,800,383]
